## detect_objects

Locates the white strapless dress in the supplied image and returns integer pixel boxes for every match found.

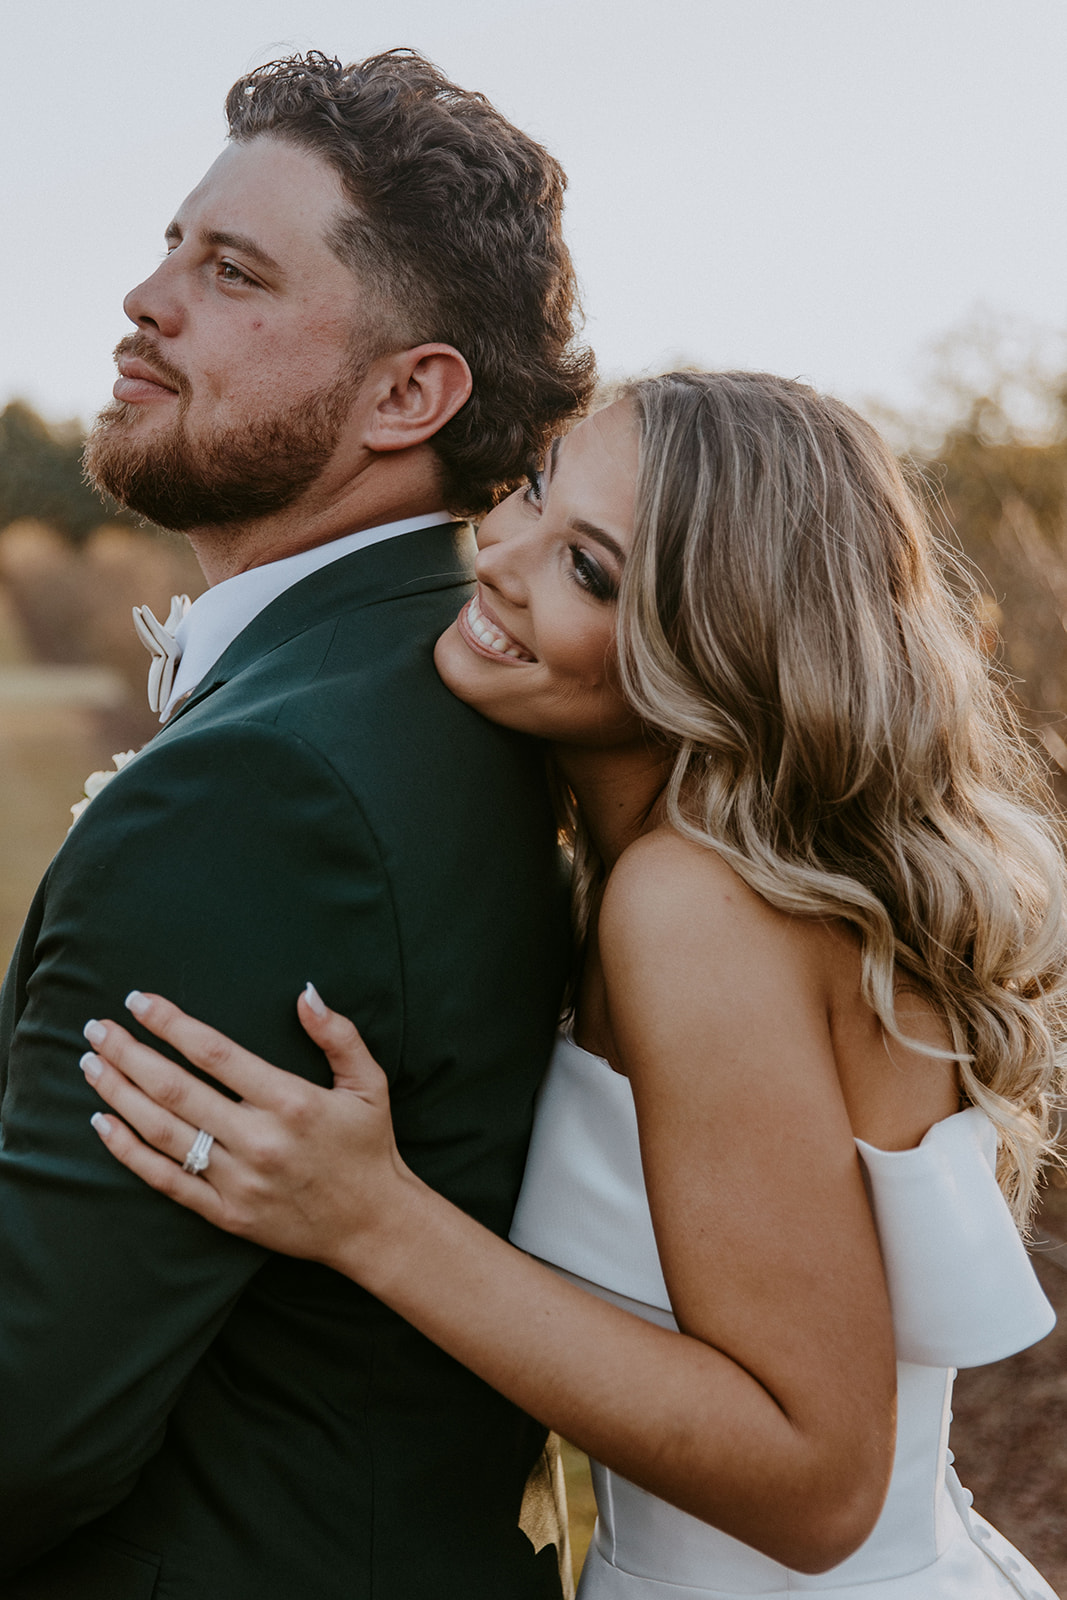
[509,1034,1059,1599]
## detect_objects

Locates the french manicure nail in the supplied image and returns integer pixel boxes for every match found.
[90,1113,111,1137]
[79,1052,102,1083]
[303,981,328,1018]
[126,991,150,1018]
[83,1019,106,1048]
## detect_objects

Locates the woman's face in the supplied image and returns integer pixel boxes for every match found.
[434,402,644,746]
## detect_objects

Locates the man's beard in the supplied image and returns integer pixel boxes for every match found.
[83,336,361,532]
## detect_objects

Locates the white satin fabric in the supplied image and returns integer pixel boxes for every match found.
[510,1034,1058,1599]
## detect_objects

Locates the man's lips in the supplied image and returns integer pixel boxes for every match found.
[113,356,179,404]
[457,593,536,664]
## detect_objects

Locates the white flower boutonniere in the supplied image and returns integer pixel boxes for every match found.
[69,749,140,829]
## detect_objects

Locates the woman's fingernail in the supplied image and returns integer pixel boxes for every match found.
[126,991,150,1018]
[303,981,328,1018]
[83,1019,106,1048]
[90,1113,112,1137]
[79,1052,102,1083]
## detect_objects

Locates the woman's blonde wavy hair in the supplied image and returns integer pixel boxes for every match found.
[571,370,1067,1224]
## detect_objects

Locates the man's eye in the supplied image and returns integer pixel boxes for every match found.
[523,467,544,507]
[219,261,252,285]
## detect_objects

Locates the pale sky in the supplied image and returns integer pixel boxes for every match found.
[3,0,1066,431]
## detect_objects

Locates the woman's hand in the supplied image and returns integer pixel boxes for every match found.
[81,985,410,1273]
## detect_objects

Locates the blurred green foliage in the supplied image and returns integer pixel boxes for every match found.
[0,401,145,544]
[888,316,1067,800]
[3,351,1067,798]
[932,403,1067,749]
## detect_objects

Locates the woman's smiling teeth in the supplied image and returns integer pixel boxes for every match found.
[463,595,535,662]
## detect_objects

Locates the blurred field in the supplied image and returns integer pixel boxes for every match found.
[0,690,123,967]
[0,519,204,968]
[5,337,1067,1587]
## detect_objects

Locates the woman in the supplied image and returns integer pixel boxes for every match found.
[81,372,1065,1597]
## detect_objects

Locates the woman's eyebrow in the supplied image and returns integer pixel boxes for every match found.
[569,519,626,565]
[549,435,626,563]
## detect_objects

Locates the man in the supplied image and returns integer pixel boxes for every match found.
[0,51,593,1598]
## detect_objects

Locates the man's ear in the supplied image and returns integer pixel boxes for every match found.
[362,344,473,453]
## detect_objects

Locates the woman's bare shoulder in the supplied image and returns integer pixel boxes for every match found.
[601,826,818,969]
[598,828,834,1076]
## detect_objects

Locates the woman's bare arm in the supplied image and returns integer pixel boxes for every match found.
[84,837,897,1572]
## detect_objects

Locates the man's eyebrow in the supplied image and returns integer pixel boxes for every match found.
[569,518,627,565]
[203,229,285,278]
[164,222,284,279]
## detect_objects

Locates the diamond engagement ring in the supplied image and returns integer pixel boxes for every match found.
[182,1129,215,1176]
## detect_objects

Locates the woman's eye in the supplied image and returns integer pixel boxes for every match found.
[523,467,544,507]
[570,545,617,603]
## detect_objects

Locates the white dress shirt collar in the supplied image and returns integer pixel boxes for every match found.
[162,511,454,720]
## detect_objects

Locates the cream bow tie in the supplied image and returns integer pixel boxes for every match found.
[132,593,191,715]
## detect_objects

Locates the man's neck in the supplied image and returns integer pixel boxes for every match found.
[189,496,449,586]
[187,455,453,586]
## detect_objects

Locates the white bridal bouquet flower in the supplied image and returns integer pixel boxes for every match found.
[69,749,140,829]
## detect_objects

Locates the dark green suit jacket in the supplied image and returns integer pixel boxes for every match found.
[0,523,571,1599]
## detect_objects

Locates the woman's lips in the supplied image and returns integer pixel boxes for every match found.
[457,593,535,664]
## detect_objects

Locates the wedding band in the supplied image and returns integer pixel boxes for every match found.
[182,1128,214,1176]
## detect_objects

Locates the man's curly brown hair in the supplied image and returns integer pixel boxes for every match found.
[225,49,596,516]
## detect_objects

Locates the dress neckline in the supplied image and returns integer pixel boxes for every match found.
[561,1024,628,1076]
[556,1026,981,1156]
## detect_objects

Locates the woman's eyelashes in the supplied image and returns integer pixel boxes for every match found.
[518,465,617,601]
[570,545,618,602]
[522,466,545,507]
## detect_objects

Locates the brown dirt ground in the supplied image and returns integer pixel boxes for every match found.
[949,1181,1067,1598]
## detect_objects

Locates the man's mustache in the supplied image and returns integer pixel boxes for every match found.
[113,332,191,399]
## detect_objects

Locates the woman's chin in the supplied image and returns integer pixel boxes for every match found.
[434,616,642,751]
[434,621,503,718]
[433,620,540,736]
[433,621,475,702]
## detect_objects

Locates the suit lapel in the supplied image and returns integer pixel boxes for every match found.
[162,521,474,731]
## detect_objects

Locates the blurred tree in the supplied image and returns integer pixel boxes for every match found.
[931,406,1067,741]
[889,316,1067,804]
[5,342,1067,798]
[0,400,145,544]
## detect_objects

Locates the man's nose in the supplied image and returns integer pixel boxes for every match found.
[122,258,182,337]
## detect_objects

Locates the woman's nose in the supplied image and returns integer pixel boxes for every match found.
[474,529,528,607]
